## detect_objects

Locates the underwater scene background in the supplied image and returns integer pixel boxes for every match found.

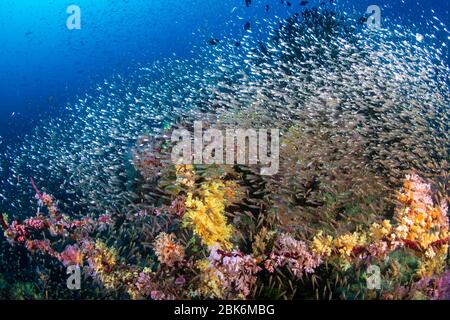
[0,0,449,300]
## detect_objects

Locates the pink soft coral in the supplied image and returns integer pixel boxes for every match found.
[265,234,322,276]
[59,244,84,267]
[208,247,261,298]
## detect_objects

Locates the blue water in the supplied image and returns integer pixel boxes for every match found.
[0,0,448,144]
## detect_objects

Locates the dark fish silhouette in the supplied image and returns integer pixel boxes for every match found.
[265,4,270,12]
[245,0,251,7]
[235,41,241,47]
[300,1,309,5]
[359,16,368,24]
[286,1,292,6]
[208,38,219,45]
[258,41,268,55]
[244,21,251,31]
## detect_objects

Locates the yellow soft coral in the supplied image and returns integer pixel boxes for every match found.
[92,240,117,270]
[370,220,393,241]
[184,180,234,249]
[175,164,235,249]
[311,231,334,257]
[175,164,195,188]
[81,240,154,298]
[252,227,276,258]
[195,259,224,299]
[334,232,365,257]
[88,240,119,289]
[417,245,449,278]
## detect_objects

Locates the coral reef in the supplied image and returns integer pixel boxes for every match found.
[1,167,447,300]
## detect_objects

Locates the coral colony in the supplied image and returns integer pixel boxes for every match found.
[1,169,448,299]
